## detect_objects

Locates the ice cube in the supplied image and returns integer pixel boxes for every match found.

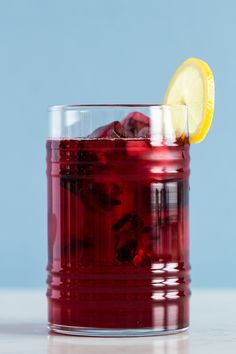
[137,127,150,138]
[88,121,129,138]
[121,112,150,138]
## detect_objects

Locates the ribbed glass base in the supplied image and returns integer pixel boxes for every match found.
[48,324,188,337]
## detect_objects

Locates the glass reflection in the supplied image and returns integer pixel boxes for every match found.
[48,332,190,354]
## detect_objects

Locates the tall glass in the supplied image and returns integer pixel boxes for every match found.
[46,105,190,336]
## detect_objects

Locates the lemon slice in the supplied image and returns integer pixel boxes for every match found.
[163,58,215,143]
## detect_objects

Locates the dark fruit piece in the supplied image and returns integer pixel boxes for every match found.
[112,213,153,265]
[133,249,151,266]
[116,240,137,262]
[112,214,144,262]
[112,213,144,232]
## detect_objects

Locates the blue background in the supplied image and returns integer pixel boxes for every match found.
[0,0,233,288]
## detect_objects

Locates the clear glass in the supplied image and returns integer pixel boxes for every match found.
[46,104,190,336]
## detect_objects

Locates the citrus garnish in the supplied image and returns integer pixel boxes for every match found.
[163,57,215,143]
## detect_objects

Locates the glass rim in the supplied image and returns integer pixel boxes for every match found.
[48,104,189,141]
[48,104,187,112]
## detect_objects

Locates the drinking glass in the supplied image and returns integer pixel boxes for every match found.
[46,104,190,336]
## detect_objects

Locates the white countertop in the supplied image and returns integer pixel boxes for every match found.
[0,289,235,354]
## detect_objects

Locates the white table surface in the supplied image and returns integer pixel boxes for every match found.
[0,289,235,354]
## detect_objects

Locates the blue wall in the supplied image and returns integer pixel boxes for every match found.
[0,0,233,287]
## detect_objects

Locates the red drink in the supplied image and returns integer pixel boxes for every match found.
[47,132,190,335]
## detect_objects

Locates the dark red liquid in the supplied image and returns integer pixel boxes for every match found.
[47,138,190,331]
